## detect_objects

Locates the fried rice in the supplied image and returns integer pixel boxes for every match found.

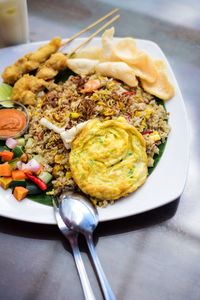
[24,73,170,203]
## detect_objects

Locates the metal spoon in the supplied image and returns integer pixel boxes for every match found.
[52,199,96,300]
[59,192,116,300]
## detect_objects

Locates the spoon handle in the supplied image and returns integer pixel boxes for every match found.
[85,234,116,300]
[70,237,96,300]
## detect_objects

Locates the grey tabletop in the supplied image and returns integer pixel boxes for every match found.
[0,0,200,299]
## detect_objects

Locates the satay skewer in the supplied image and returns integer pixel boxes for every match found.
[66,14,120,58]
[61,8,119,48]
[36,12,119,81]
[2,9,120,85]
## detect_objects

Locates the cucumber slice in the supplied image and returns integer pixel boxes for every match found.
[26,138,33,147]
[0,145,9,152]
[33,154,45,164]
[16,138,25,147]
[9,157,21,170]
[38,171,53,184]
[26,183,43,195]
[13,145,24,158]
[0,83,13,107]
[11,179,27,188]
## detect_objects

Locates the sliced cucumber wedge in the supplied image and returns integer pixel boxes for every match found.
[38,171,53,184]
[26,138,33,147]
[33,154,45,164]
[13,145,24,158]
[9,157,21,170]
[16,138,26,147]
[11,179,27,188]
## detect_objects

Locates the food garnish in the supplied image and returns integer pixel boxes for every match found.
[0,164,12,176]
[26,158,41,173]
[0,177,12,189]
[0,136,48,201]
[81,79,101,93]
[0,150,14,162]
[0,83,13,107]
[6,137,19,149]
[12,170,26,180]
[122,91,136,95]
[13,186,28,201]
[24,173,47,191]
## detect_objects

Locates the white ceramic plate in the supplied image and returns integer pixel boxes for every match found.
[0,38,190,224]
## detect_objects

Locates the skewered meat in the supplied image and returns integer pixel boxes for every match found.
[2,37,62,85]
[36,52,68,80]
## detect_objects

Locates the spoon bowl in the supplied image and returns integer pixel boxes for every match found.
[59,191,98,234]
[59,191,116,300]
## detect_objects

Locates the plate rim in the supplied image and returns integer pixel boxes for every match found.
[0,37,190,224]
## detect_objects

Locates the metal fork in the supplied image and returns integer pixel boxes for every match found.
[52,199,96,300]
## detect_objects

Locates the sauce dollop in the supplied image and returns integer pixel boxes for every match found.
[0,108,26,136]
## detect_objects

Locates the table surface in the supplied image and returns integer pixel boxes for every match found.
[1,0,200,299]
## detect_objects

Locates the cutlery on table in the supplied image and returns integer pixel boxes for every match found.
[52,198,96,300]
[59,192,116,300]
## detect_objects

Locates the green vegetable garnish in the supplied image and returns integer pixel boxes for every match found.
[98,137,103,143]
[89,159,94,166]
[128,169,133,175]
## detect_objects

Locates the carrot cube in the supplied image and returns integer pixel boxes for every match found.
[0,164,12,176]
[23,169,32,179]
[0,177,12,189]
[12,170,26,180]
[0,150,14,162]
[13,186,28,201]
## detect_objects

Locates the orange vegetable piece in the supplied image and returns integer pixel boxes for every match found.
[12,170,26,180]
[34,164,43,175]
[82,79,101,93]
[0,150,14,162]
[13,186,28,201]
[0,177,12,189]
[23,169,33,179]
[21,153,28,163]
[0,164,12,176]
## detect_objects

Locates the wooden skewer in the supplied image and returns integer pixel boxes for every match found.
[67,14,120,58]
[61,8,119,48]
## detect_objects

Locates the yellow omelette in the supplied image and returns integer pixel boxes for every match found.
[69,117,148,201]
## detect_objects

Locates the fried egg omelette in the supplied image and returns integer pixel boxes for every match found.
[69,117,148,201]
